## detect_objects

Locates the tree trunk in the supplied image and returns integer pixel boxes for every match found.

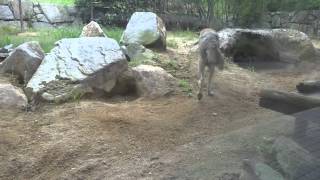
[297,81,320,94]
[90,1,93,21]
[259,89,320,114]
[18,0,23,32]
[207,0,214,28]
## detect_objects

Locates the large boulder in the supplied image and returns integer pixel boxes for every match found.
[0,5,14,20]
[80,21,106,37]
[0,41,45,83]
[0,83,27,109]
[272,137,320,180]
[121,12,166,50]
[25,37,127,103]
[132,65,176,98]
[9,0,33,20]
[218,28,317,63]
[240,159,284,180]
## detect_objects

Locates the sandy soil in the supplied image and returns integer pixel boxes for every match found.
[0,36,319,180]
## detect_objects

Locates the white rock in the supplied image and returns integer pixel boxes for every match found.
[132,65,176,97]
[121,12,166,49]
[26,37,127,102]
[0,5,14,20]
[80,21,106,37]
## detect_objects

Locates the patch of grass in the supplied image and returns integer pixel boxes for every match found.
[168,30,197,41]
[103,27,124,42]
[32,0,75,6]
[0,26,124,53]
[179,79,192,94]
[167,39,179,49]
[0,26,81,52]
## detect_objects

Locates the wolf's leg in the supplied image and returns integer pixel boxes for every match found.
[208,66,215,96]
[197,59,205,100]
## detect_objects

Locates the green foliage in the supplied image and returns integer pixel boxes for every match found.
[32,0,75,5]
[103,27,123,42]
[0,26,124,53]
[74,0,320,28]
[169,30,197,40]
[167,39,178,49]
[267,0,320,11]
[179,79,192,94]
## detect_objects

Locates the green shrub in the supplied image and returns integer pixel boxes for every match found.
[32,0,75,6]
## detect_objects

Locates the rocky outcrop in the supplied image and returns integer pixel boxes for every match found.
[0,5,14,20]
[272,137,320,180]
[121,12,166,50]
[266,10,320,37]
[0,41,45,83]
[9,0,33,20]
[39,4,75,23]
[0,1,81,28]
[26,37,127,103]
[240,159,284,180]
[80,21,106,37]
[218,28,316,63]
[0,83,27,109]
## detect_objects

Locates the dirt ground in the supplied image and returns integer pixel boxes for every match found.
[0,36,320,180]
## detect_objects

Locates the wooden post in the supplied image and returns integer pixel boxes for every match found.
[18,0,24,32]
[90,0,94,21]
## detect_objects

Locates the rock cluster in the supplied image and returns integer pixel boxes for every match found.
[0,0,81,29]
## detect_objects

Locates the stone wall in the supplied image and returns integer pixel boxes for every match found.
[265,10,320,37]
[0,0,81,29]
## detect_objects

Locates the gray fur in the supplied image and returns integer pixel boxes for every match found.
[197,29,224,100]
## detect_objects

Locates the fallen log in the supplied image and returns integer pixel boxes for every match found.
[297,81,320,94]
[259,89,320,114]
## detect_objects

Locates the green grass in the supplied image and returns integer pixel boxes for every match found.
[0,26,124,53]
[167,39,179,49]
[103,27,123,42]
[178,79,192,94]
[168,30,197,41]
[32,0,75,6]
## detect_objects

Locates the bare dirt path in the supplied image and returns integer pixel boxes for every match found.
[1,37,319,179]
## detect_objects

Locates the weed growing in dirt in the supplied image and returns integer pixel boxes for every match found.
[179,79,192,94]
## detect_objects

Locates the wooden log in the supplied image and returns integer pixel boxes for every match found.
[259,89,320,114]
[297,81,320,94]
